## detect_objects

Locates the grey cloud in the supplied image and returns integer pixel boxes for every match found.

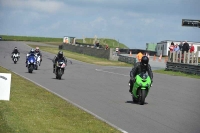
[0,0,65,13]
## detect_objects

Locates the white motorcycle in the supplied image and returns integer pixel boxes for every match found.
[34,53,41,70]
[55,60,66,80]
[12,53,20,64]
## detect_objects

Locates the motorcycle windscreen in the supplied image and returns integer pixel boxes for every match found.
[136,73,151,87]
[28,56,36,63]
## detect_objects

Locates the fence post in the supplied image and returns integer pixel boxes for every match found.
[169,51,172,62]
[179,51,182,63]
[191,52,194,65]
[195,51,198,65]
[187,52,190,64]
[183,51,186,63]
[172,51,175,62]
[175,51,179,62]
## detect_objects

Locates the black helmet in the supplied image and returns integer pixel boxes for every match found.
[14,47,17,50]
[58,51,63,58]
[141,56,149,66]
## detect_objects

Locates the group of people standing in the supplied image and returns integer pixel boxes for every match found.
[169,41,195,53]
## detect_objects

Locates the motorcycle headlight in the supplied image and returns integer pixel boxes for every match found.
[30,60,33,63]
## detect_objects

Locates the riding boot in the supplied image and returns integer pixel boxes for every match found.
[53,64,55,73]
[129,79,133,94]
[25,60,27,67]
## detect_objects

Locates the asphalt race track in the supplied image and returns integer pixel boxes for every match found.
[0,41,200,133]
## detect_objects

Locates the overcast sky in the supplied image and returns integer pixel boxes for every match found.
[0,0,200,49]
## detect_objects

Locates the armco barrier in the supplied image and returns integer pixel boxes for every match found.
[166,62,200,75]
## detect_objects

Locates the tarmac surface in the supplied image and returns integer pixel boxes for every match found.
[0,41,200,133]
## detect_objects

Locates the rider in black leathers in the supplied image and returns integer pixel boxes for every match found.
[53,51,67,73]
[129,56,153,93]
[11,47,20,60]
[11,47,20,55]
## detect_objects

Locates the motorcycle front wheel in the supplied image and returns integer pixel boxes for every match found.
[139,89,147,105]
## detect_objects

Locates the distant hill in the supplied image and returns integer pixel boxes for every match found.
[0,35,129,49]
[76,38,129,49]
[0,35,62,42]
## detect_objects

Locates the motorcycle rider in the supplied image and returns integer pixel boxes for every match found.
[11,47,20,58]
[26,49,36,67]
[129,55,153,94]
[35,47,42,62]
[53,51,67,73]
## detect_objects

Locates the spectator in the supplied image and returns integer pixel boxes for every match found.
[96,42,99,47]
[173,44,180,52]
[190,44,195,53]
[136,52,143,62]
[169,43,174,52]
[115,47,119,55]
[179,41,183,51]
[105,44,109,50]
[95,40,100,48]
[182,40,190,53]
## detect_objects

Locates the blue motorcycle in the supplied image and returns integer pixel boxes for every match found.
[27,55,36,73]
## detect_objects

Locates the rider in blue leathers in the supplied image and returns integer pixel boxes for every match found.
[26,49,36,67]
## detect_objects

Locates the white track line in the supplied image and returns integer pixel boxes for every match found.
[95,69,129,77]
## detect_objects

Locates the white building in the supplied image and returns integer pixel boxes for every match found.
[156,40,200,56]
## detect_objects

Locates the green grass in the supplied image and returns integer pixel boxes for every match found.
[154,69,200,79]
[0,66,122,133]
[76,38,129,49]
[0,35,129,49]
[28,44,132,67]
[0,35,62,42]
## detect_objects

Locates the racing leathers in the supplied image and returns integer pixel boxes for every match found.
[26,49,36,67]
[35,50,42,62]
[53,55,67,73]
[12,49,20,54]
[11,49,20,58]
[129,62,153,93]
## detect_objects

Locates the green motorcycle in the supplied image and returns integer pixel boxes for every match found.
[131,72,152,105]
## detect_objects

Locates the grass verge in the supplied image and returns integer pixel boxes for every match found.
[28,44,132,67]
[0,66,122,133]
[154,69,200,79]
